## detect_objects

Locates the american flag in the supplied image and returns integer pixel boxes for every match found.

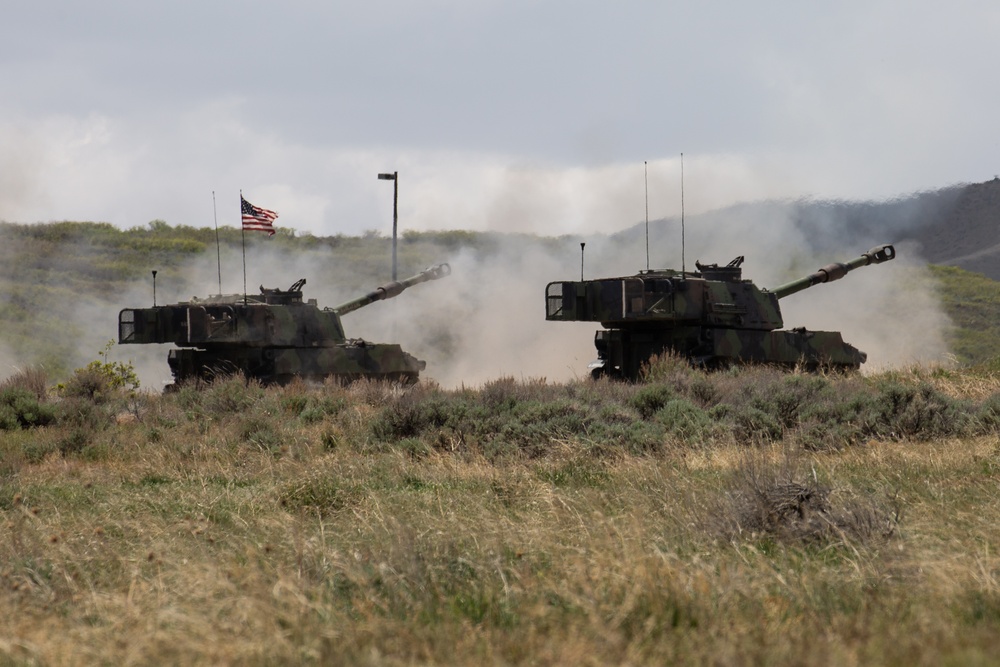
[241,195,278,236]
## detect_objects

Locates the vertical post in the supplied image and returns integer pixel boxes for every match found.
[378,171,399,281]
[392,171,398,282]
[240,191,247,305]
[580,242,586,281]
[152,270,157,307]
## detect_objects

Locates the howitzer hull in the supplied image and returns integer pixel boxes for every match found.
[167,342,425,387]
[119,263,450,389]
[547,245,894,381]
[592,328,866,380]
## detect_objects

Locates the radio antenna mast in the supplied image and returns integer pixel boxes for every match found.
[680,153,686,277]
[212,191,222,295]
[644,161,649,271]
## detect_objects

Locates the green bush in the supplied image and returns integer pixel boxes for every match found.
[58,341,140,402]
[722,404,784,444]
[177,375,266,417]
[629,384,675,419]
[857,380,973,440]
[655,397,716,445]
[0,387,55,430]
[976,393,1000,433]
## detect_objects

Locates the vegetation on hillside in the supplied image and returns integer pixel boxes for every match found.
[1,220,999,383]
[0,221,503,379]
[929,264,1000,366]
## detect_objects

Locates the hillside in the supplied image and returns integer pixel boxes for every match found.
[913,178,1000,279]
[2,178,1000,384]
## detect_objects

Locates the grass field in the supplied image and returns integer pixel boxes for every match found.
[1,359,1000,665]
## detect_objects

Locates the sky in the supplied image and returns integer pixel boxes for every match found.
[2,1,999,238]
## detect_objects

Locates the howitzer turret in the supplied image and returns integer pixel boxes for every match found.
[119,263,451,388]
[545,245,896,380]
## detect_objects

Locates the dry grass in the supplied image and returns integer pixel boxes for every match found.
[0,371,999,664]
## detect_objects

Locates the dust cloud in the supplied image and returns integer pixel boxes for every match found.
[1,186,955,389]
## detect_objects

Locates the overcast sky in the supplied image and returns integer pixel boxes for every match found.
[2,1,998,237]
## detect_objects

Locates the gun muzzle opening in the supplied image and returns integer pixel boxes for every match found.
[864,244,896,264]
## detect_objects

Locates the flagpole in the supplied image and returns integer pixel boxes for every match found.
[213,191,222,295]
[240,190,248,305]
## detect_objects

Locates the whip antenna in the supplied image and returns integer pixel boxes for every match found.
[681,153,686,277]
[580,242,586,281]
[644,161,649,271]
[213,190,222,295]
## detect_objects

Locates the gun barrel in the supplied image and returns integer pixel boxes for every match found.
[770,244,896,300]
[333,263,452,316]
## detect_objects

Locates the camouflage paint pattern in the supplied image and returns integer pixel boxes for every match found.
[546,246,894,380]
[119,264,450,387]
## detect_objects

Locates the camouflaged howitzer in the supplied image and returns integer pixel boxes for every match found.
[545,245,896,380]
[119,263,451,388]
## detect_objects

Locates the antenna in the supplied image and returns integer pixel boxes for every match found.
[644,161,649,271]
[213,191,222,295]
[152,270,158,307]
[680,153,686,277]
[580,242,586,281]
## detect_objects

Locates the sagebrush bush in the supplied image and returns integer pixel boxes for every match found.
[58,342,140,402]
[719,457,899,546]
[976,392,1000,433]
[0,387,56,430]
[629,384,675,419]
[0,366,48,400]
[655,397,718,445]
[855,380,973,440]
[176,374,267,417]
[640,351,695,384]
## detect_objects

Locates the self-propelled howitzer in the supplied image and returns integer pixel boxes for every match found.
[545,245,895,380]
[119,263,451,388]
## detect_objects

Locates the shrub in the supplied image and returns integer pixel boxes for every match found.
[629,384,675,419]
[721,404,784,444]
[655,397,716,445]
[176,374,266,417]
[719,460,899,546]
[57,397,111,431]
[238,415,283,455]
[975,392,1000,434]
[0,366,48,400]
[0,387,56,430]
[641,351,693,383]
[751,374,832,429]
[279,475,362,515]
[858,380,973,440]
[58,341,140,402]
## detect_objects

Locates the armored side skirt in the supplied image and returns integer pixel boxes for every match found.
[594,328,866,380]
[708,329,866,368]
[167,343,426,386]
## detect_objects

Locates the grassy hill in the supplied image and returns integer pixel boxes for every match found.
[929,264,1000,366]
[1,219,1000,383]
[0,221,541,381]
